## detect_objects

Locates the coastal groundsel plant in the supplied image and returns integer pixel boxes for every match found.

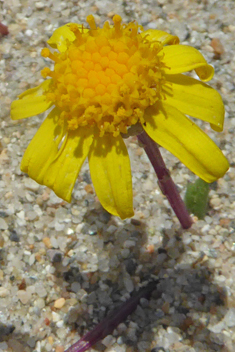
[11,15,229,219]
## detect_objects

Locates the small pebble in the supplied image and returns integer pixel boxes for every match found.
[24,178,40,191]
[35,1,45,9]
[56,320,64,328]
[8,339,24,352]
[123,278,134,292]
[17,290,31,304]
[48,336,54,345]
[9,230,20,242]
[25,29,33,37]
[84,184,94,194]
[27,211,38,221]
[102,335,116,347]
[34,298,45,309]
[208,320,225,333]
[210,37,225,56]
[0,287,9,297]
[131,218,142,226]
[66,308,79,324]
[223,308,235,327]
[210,197,221,208]
[35,283,47,298]
[52,312,61,322]
[55,346,64,352]
[43,237,52,249]
[0,218,8,230]
[54,298,66,309]
[52,252,63,263]
[27,337,36,348]
[0,342,8,350]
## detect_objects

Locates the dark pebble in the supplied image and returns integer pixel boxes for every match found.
[52,252,63,263]
[158,248,167,254]
[0,249,5,261]
[209,181,218,190]
[131,230,141,238]
[88,229,97,236]
[3,53,12,59]
[99,211,112,223]
[131,218,142,226]
[82,172,91,184]
[63,266,83,284]
[47,249,63,262]
[125,259,137,275]
[9,230,20,242]
[0,323,15,341]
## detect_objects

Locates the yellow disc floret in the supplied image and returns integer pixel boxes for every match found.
[41,15,166,136]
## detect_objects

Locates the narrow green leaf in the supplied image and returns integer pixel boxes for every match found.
[184,178,210,219]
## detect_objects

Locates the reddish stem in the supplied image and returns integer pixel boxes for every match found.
[137,131,193,229]
[65,281,158,352]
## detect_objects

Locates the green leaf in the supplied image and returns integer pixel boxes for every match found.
[184,178,210,219]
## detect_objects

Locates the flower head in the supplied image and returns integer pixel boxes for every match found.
[40,14,167,136]
[11,15,229,219]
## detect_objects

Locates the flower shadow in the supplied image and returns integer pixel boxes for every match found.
[52,208,229,352]
[1,208,229,352]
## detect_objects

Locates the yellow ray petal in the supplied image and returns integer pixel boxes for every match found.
[47,23,88,52]
[21,107,65,183]
[11,80,53,120]
[88,134,134,219]
[43,127,94,202]
[143,102,229,183]
[162,45,214,81]
[142,29,179,45]
[164,74,224,131]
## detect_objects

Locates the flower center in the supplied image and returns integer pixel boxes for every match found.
[41,15,166,136]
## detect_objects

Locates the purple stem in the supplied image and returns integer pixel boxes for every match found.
[64,281,158,352]
[137,131,193,229]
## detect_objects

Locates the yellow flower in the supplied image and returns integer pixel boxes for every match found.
[11,15,229,219]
